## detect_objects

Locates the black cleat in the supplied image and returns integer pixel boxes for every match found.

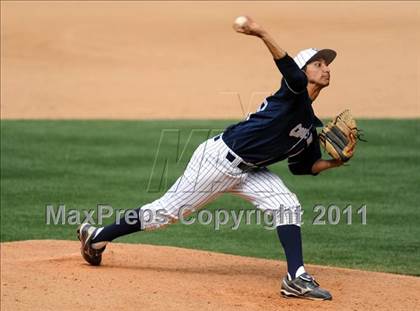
[77,223,106,266]
[280,272,332,301]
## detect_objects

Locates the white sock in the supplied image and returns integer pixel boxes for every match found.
[91,227,107,249]
[287,265,306,280]
[91,241,108,249]
[295,266,306,278]
[93,227,103,239]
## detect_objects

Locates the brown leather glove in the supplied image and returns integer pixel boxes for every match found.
[319,110,361,162]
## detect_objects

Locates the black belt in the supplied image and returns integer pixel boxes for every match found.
[214,135,257,172]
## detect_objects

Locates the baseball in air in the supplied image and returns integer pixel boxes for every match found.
[234,16,248,27]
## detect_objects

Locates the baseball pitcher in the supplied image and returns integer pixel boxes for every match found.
[77,16,359,301]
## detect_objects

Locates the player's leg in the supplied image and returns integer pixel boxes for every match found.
[230,167,304,278]
[229,168,332,300]
[81,136,242,251]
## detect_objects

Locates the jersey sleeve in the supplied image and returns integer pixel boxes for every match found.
[288,129,322,176]
[274,54,308,94]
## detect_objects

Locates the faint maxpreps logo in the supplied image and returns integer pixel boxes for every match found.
[146,90,271,194]
[145,128,224,193]
[44,204,303,230]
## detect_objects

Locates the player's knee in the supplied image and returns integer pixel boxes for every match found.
[139,200,173,229]
[276,205,302,226]
[259,202,302,227]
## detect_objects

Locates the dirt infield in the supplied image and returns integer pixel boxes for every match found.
[1,240,419,311]
[1,1,419,119]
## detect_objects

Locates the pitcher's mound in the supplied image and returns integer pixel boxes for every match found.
[1,240,419,311]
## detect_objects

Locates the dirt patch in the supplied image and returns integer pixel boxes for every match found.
[1,2,419,119]
[1,240,419,311]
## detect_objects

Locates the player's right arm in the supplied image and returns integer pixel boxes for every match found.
[233,16,307,93]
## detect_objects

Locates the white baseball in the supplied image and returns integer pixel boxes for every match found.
[234,16,248,27]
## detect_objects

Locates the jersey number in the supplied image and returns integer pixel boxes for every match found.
[289,124,313,145]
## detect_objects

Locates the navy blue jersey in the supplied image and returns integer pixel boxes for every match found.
[222,54,323,173]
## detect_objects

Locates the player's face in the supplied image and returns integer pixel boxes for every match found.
[305,58,331,87]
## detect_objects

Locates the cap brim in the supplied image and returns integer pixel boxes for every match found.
[307,49,337,66]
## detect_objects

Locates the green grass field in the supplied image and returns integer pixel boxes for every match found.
[1,120,419,275]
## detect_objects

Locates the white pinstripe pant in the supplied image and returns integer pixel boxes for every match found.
[140,136,302,230]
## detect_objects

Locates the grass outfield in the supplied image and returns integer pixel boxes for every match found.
[1,120,419,276]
